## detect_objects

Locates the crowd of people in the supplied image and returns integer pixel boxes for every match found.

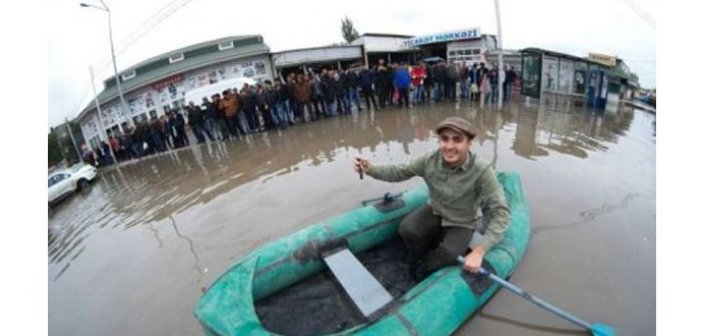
[81,60,519,167]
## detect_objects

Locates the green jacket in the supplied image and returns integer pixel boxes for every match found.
[367,149,511,251]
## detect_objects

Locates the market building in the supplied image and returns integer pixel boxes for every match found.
[350,29,498,67]
[77,35,275,149]
[270,29,500,77]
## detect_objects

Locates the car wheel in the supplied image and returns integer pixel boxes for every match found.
[77,179,89,191]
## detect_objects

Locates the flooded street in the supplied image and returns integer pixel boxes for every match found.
[48,98,655,336]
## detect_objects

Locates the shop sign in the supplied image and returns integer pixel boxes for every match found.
[404,28,480,47]
[588,53,617,67]
[151,74,184,90]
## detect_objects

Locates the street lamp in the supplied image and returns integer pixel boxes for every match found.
[90,65,117,165]
[80,0,134,129]
[494,0,505,109]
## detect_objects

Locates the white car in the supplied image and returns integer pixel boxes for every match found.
[48,163,98,206]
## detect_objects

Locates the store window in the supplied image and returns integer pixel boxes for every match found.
[121,70,136,81]
[169,53,184,64]
[218,41,234,50]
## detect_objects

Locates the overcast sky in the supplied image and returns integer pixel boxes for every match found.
[47,0,656,128]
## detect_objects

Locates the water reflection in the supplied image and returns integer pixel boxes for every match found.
[511,95,634,160]
[48,99,635,281]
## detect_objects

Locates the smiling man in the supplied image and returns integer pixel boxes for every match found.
[354,116,511,280]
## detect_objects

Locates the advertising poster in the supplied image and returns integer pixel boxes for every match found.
[241,62,255,78]
[542,56,559,93]
[169,85,178,100]
[574,62,588,94]
[574,70,586,94]
[197,73,208,86]
[557,59,574,94]
[255,61,266,75]
[146,93,155,108]
[520,53,542,98]
[208,70,218,84]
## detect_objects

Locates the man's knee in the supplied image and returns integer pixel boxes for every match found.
[399,221,422,243]
[398,207,436,242]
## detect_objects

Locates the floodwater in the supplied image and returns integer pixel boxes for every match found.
[48,96,656,336]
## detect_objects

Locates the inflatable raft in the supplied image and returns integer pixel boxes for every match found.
[194,171,530,335]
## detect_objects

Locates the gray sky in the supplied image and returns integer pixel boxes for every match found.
[48,0,656,128]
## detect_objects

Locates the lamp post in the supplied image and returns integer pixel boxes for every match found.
[494,0,504,109]
[90,65,117,164]
[65,117,82,163]
[80,0,134,129]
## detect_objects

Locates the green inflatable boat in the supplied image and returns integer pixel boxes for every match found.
[194,171,530,335]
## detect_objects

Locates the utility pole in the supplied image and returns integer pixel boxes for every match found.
[65,117,82,163]
[90,65,117,164]
[80,0,134,128]
[494,0,505,109]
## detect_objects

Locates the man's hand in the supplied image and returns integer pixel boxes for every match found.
[354,155,370,175]
[462,246,486,273]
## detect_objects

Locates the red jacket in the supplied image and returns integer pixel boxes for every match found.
[411,66,426,87]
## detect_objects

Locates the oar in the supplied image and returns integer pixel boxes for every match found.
[456,256,616,336]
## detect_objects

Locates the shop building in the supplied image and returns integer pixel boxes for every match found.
[350,29,497,67]
[519,48,640,110]
[77,35,275,149]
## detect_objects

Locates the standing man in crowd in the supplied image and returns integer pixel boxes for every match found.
[256,83,274,131]
[273,80,290,129]
[333,71,348,115]
[359,65,377,111]
[293,74,315,121]
[411,62,426,105]
[504,66,516,102]
[241,84,259,131]
[322,70,338,117]
[394,63,411,108]
[345,68,362,112]
[186,101,208,144]
[446,61,459,100]
[375,60,392,109]
[310,74,327,117]
[202,97,223,141]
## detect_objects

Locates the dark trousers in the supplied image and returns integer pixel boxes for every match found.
[399,205,473,280]
[378,87,390,108]
[226,116,244,138]
[362,87,377,110]
[445,80,456,100]
[397,87,409,107]
[302,100,316,120]
[312,95,326,116]
[259,105,274,130]
[245,107,258,131]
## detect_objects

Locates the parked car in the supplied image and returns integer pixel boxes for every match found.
[48,163,98,206]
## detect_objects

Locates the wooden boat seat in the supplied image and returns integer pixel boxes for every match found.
[323,248,394,318]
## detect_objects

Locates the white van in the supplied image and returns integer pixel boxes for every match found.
[183,77,258,106]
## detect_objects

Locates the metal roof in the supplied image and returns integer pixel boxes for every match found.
[271,45,362,56]
[79,35,270,119]
[520,47,601,65]
[360,32,415,39]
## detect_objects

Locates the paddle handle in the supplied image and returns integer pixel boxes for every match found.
[456,256,592,330]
